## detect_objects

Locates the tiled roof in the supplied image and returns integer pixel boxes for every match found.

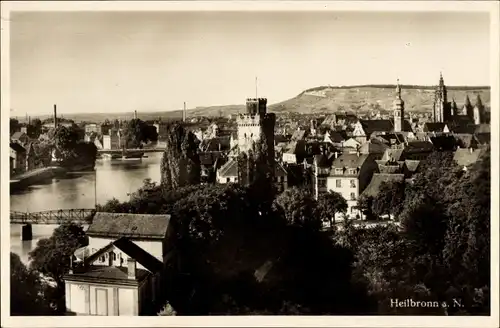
[360,139,390,155]
[475,124,490,134]
[423,123,447,132]
[330,153,371,170]
[11,132,26,140]
[404,160,420,173]
[377,164,402,174]
[361,173,405,198]
[475,133,490,145]
[87,212,170,240]
[453,134,477,149]
[405,141,434,151]
[359,120,393,135]
[382,148,404,162]
[291,129,306,141]
[430,136,458,151]
[217,158,238,177]
[10,142,26,153]
[453,148,483,167]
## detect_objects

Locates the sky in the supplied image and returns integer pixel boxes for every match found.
[10,11,490,116]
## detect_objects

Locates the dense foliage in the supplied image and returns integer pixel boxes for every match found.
[160,123,200,190]
[93,146,491,315]
[10,253,52,315]
[28,223,88,313]
[122,118,158,148]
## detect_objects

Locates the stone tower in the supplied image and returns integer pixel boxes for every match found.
[392,79,405,132]
[433,73,451,123]
[236,98,275,186]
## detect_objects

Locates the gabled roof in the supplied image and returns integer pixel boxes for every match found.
[87,212,171,240]
[361,173,405,198]
[359,120,393,135]
[291,129,306,141]
[475,133,490,145]
[10,142,26,153]
[430,135,457,151]
[405,140,434,152]
[453,134,477,149]
[382,148,404,162]
[11,132,27,140]
[404,160,421,173]
[113,237,163,272]
[454,148,483,167]
[423,122,447,133]
[474,124,490,134]
[314,154,334,168]
[217,158,238,177]
[330,153,371,170]
[360,139,390,155]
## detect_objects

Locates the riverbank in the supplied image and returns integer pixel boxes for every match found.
[10,167,68,192]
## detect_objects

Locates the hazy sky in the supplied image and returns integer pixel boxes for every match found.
[10,11,490,116]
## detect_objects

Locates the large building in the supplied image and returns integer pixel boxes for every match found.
[217,98,285,189]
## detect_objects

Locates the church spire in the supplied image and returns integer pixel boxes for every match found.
[475,94,483,108]
[464,94,472,107]
[396,79,402,99]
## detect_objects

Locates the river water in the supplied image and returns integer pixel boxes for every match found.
[10,153,163,264]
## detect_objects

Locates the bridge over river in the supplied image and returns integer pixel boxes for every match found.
[11,209,96,240]
[97,147,166,154]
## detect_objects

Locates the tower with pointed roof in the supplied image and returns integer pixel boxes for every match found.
[433,73,451,123]
[392,79,405,132]
[473,94,484,125]
[451,98,458,117]
[462,95,474,118]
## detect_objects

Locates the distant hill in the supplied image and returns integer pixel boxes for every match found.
[187,84,490,117]
[18,84,490,123]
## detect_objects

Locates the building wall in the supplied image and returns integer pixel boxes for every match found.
[282,153,297,164]
[65,281,138,316]
[88,237,165,263]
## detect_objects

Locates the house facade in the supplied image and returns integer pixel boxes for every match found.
[10,143,27,175]
[326,152,378,218]
[63,212,175,316]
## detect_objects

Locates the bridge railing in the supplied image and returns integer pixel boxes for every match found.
[10,209,96,225]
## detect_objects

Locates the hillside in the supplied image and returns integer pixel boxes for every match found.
[180,84,491,117]
[21,85,490,123]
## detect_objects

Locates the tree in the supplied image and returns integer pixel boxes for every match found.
[29,223,88,313]
[11,253,51,315]
[27,118,43,139]
[371,180,406,219]
[315,191,347,228]
[122,119,158,148]
[161,123,200,191]
[273,187,320,231]
[10,118,21,135]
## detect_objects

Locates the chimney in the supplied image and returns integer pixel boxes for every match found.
[53,104,58,127]
[334,151,338,159]
[127,258,136,279]
[134,110,138,120]
[183,102,186,122]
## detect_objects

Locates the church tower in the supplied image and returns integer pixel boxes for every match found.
[236,98,276,186]
[463,95,474,119]
[433,73,451,123]
[392,79,404,132]
[473,94,484,125]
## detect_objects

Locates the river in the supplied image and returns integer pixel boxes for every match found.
[10,152,163,264]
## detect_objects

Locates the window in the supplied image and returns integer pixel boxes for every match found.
[335,168,343,174]
[318,179,327,188]
[336,179,341,188]
[350,192,356,200]
[350,179,356,188]
[100,256,105,262]
[226,177,230,183]
[112,252,116,261]
[349,169,356,175]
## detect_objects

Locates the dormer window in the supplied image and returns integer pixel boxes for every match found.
[349,168,356,175]
[335,168,343,174]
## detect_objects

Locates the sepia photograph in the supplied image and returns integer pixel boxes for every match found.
[1,1,498,327]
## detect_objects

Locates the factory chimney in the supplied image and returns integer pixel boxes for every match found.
[134,110,138,120]
[53,104,58,127]
[183,102,186,122]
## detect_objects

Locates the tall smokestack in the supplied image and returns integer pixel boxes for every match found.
[183,102,186,122]
[134,110,137,120]
[53,104,58,127]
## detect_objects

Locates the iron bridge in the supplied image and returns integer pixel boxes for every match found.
[10,209,96,225]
